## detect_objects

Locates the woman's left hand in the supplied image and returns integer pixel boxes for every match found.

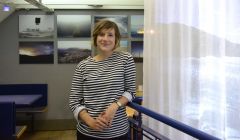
[100,103,119,127]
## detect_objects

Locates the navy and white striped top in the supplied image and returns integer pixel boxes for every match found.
[69,51,136,139]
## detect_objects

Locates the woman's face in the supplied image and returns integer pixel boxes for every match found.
[96,28,116,53]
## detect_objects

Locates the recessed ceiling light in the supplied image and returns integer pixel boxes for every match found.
[3,5,10,11]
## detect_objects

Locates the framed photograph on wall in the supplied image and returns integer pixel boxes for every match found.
[116,40,128,52]
[58,41,91,64]
[57,15,91,38]
[131,15,144,38]
[19,15,54,38]
[19,41,54,64]
[94,15,128,38]
[131,41,143,63]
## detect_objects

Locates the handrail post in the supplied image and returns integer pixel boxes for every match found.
[138,112,143,140]
[133,97,143,140]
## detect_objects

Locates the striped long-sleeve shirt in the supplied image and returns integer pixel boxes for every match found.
[69,51,136,139]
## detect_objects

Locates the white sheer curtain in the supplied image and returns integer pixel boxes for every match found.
[143,0,240,139]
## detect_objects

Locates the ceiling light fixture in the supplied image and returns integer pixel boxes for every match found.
[3,4,10,11]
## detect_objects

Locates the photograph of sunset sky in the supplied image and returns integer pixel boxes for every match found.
[19,41,54,64]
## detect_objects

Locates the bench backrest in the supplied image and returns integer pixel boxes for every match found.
[0,102,16,140]
[0,84,48,108]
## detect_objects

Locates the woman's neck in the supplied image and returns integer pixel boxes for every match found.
[94,51,114,61]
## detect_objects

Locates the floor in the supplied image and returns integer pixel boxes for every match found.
[21,130,76,140]
[17,107,136,140]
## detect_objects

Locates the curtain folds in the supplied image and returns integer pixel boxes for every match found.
[143,0,240,139]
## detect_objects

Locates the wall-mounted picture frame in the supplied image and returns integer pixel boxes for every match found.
[57,15,91,38]
[94,15,128,38]
[131,15,144,38]
[131,41,143,63]
[58,41,91,64]
[19,41,54,64]
[19,15,54,38]
[116,40,128,52]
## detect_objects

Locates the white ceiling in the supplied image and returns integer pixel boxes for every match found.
[4,0,144,9]
[0,0,143,23]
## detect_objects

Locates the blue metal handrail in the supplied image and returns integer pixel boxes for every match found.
[128,97,220,140]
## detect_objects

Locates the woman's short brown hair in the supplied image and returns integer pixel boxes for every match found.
[92,20,121,50]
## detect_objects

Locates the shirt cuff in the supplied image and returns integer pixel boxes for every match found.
[73,106,86,121]
[122,91,133,102]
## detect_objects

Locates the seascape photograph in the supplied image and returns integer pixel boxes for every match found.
[131,15,144,38]
[116,40,128,52]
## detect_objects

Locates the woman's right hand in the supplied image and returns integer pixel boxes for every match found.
[87,115,109,131]
[79,109,109,131]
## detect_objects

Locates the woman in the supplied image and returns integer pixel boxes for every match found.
[69,20,136,140]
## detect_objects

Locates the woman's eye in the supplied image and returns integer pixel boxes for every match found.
[108,34,114,37]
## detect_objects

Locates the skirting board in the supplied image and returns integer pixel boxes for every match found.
[17,119,76,131]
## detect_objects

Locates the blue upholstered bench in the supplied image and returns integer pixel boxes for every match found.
[0,84,47,108]
[0,102,27,140]
[0,84,48,132]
